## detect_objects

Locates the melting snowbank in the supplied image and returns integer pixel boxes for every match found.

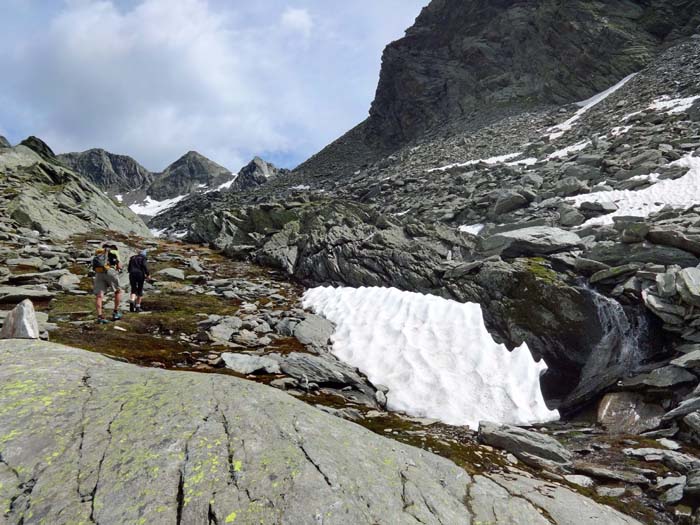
[570,153,700,225]
[302,286,559,428]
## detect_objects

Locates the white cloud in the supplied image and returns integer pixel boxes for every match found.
[0,0,428,170]
[280,7,313,38]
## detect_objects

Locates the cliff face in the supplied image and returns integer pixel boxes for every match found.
[296,0,700,175]
[59,148,153,195]
[367,0,700,148]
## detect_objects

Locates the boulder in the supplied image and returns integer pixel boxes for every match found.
[277,352,367,389]
[0,286,55,303]
[0,299,40,339]
[623,447,700,473]
[676,268,700,307]
[671,350,700,369]
[621,366,697,389]
[477,422,572,466]
[597,392,664,434]
[156,268,186,281]
[480,226,581,257]
[293,313,335,348]
[221,353,281,375]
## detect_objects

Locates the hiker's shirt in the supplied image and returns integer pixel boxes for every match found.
[128,255,149,277]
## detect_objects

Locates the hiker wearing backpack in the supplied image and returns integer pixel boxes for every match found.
[128,250,150,313]
[93,243,123,323]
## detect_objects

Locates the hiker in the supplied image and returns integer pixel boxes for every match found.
[93,243,123,323]
[128,249,151,313]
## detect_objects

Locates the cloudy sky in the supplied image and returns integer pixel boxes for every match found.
[0,0,427,171]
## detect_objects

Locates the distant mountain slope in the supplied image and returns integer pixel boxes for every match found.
[58,148,153,196]
[148,151,234,201]
[296,0,700,176]
[0,137,150,239]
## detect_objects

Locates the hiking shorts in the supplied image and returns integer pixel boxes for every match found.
[129,272,146,297]
[94,270,121,296]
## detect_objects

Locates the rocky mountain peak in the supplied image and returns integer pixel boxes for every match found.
[148,150,233,201]
[0,136,10,148]
[19,136,56,161]
[58,148,153,195]
[227,156,288,192]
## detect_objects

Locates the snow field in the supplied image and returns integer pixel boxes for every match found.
[302,286,559,428]
[569,153,700,225]
[129,194,187,216]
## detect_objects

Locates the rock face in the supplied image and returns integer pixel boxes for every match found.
[0,299,40,339]
[149,151,234,200]
[0,138,150,239]
[0,340,641,524]
[297,0,700,174]
[0,136,10,148]
[228,156,288,192]
[58,148,154,195]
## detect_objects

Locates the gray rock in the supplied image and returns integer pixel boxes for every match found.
[671,350,700,369]
[277,352,367,390]
[676,268,700,307]
[685,469,700,496]
[623,447,700,473]
[156,267,186,281]
[58,273,82,290]
[659,476,686,504]
[221,353,281,375]
[621,366,697,389]
[478,421,572,466]
[293,313,335,348]
[0,286,55,303]
[597,392,664,434]
[480,226,581,257]
[656,273,677,298]
[564,474,595,488]
[0,299,40,339]
[573,462,649,485]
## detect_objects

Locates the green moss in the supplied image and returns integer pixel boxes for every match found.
[522,257,561,285]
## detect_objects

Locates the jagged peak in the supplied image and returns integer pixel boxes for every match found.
[19,136,56,160]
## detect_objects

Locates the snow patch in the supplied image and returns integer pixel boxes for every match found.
[149,228,166,237]
[115,194,123,203]
[547,140,591,160]
[650,95,700,114]
[291,184,311,191]
[429,152,523,172]
[302,286,559,428]
[548,73,638,140]
[459,223,485,235]
[570,153,700,225]
[129,195,187,216]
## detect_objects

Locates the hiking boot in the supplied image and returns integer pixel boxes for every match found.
[128,300,135,313]
[97,316,109,324]
[112,311,123,321]
[135,305,142,313]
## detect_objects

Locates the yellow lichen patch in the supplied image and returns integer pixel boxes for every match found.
[225,511,238,523]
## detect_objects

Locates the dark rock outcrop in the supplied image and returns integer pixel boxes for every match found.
[0,136,10,148]
[58,148,154,195]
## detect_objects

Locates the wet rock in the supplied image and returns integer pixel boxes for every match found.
[597,392,664,434]
[477,422,572,466]
[671,351,700,369]
[0,299,40,339]
[221,353,281,375]
[621,366,697,389]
